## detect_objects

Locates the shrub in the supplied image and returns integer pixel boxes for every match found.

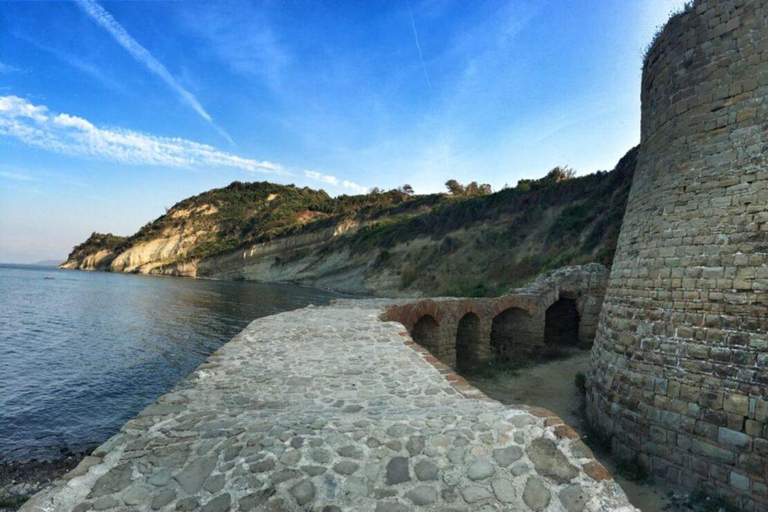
[574,371,587,394]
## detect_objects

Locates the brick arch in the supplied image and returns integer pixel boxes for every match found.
[488,296,536,320]
[456,312,483,370]
[410,314,440,355]
[544,297,580,347]
[490,307,534,360]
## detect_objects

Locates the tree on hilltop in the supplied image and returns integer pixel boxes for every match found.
[445,179,491,197]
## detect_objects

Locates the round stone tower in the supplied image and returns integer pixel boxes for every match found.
[588,0,768,508]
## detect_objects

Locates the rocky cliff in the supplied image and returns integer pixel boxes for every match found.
[62,147,637,296]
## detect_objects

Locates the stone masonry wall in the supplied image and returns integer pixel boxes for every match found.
[382,264,609,369]
[587,1,768,509]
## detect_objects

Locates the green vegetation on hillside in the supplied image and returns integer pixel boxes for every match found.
[67,232,128,260]
[63,146,638,296]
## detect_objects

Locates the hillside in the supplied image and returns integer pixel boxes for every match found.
[61,147,637,296]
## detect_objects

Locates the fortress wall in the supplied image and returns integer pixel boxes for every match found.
[587,0,768,508]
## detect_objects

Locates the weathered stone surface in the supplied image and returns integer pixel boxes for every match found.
[20,302,633,512]
[466,461,495,481]
[490,478,516,503]
[200,493,231,512]
[526,439,578,484]
[174,456,217,494]
[587,2,768,508]
[87,463,133,498]
[492,446,523,467]
[151,489,176,510]
[289,479,315,506]
[414,459,439,481]
[461,485,493,504]
[385,457,410,485]
[405,485,438,506]
[333,461,359,476]
[523,477,551,511]
[559,485,589,512]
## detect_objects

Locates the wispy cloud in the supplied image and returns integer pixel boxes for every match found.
[405,0,433,90]
[0,96,284,174]
[177,1,288,91]
[0,170,37,181]
[15,33,126,94]
[74,0,233,144]
[304,170,367,194]
[0,61,21,74]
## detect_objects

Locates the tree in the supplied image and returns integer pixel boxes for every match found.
[544,166,577,184]
[445,179,465,196]
[400,184,414,195]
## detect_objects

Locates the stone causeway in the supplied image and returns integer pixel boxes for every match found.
[21,300,635,511]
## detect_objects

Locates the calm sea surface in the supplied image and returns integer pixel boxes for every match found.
[0,264,340,462]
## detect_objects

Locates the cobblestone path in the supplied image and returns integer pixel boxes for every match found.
[22,302,636,511]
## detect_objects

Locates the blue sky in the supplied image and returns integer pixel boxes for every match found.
[0,0,687,263]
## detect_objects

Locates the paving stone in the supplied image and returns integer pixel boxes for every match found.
[197,493,229,512]
[204,474,226,493]
[175,496,200,511]
[492,446,523,467]
[87,463,134,498]
[337,445,364,459]
[92,496,118,510]
[467,460,495,481]
[174,456,217,494]
[289,479,315,506]
[406,436,425,456]
[559,484,589,512]
[333,461,360,475]
[385,457,410,485]
[523,477,551,511]
[461,485,493,503]
[151,489,176,510]
[414,459,439,481]
[375,502,409,512]
[405,485,438,505]
[122,485,150,506]
[526,438,578,484]
[491,478,516,503]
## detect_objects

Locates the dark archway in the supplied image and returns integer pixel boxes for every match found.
[545,298,580,346]
[490,307,529,360]
[411,315,440,354]
[456,312,482,370]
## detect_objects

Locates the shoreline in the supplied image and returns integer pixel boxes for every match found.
[54,265,377,299]
[0,449,92,511]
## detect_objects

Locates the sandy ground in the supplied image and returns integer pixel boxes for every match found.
[467,351,680,512]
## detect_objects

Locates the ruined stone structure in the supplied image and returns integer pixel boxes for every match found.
[588,1,768,508]
[382,264,608,370]
[22,301,636,511]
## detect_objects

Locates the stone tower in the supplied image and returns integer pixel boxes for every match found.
[587,0,768,508]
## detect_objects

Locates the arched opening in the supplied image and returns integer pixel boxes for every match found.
[456,312,482,370]
[490,307,530,360]
[411,315,440,355]
[545,297,580,347]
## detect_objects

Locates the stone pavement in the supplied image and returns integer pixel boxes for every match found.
[21,302,636,511]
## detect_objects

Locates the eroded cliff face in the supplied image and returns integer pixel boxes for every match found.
[62,150,637,296]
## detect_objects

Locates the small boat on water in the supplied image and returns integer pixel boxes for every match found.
[44,276,54,280]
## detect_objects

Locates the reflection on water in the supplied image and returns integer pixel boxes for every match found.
[0,264,339,462]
